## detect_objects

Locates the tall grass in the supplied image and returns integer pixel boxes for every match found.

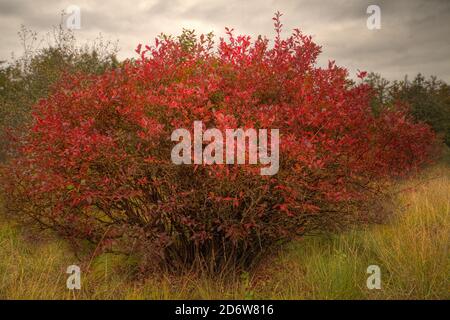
[0,158,448,299]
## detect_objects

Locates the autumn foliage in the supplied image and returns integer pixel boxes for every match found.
[1,14,436,273]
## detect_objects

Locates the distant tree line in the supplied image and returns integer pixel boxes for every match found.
[365,72,450,146]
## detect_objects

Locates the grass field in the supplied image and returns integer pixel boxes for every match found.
[0,153,448,299]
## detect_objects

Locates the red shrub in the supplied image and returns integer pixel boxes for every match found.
[1,14,436,273]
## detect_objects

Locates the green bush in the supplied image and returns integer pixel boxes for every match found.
[365,73,450,146]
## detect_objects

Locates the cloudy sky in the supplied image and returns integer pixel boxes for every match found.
[1,0,449,81]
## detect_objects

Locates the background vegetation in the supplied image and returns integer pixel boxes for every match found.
[0,25,118,160]
[365,72,450,146]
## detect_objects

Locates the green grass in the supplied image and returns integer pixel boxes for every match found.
[0,159,449,299]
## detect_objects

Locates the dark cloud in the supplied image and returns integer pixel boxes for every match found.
[148,0,179,15]
[0,0,32,16]
[0,0,448,81]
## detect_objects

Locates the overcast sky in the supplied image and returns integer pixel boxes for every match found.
[1,0,449,81]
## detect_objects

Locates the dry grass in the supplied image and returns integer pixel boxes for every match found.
[260,163,449,299]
